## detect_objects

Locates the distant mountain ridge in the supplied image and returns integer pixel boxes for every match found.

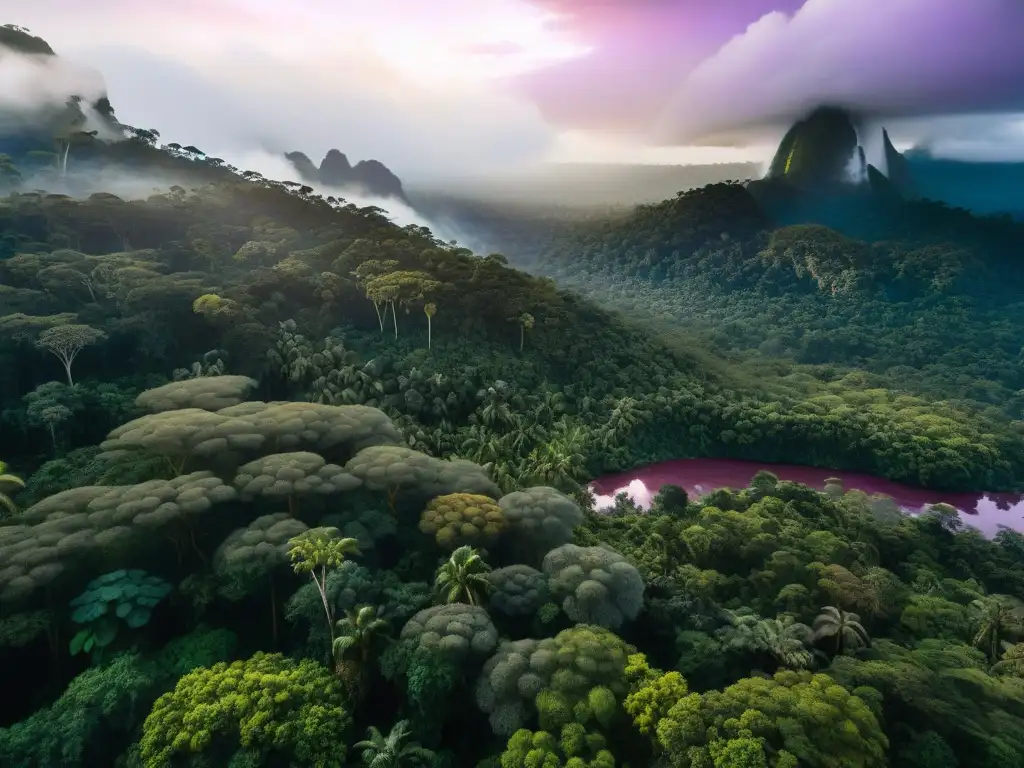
[284,149,408,202]
[0,24,410,205]
[758,105,1024,219]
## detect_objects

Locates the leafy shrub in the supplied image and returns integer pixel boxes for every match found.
[68,569,171,659]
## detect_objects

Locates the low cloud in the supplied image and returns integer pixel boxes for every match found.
[0,45,106,111]
[7,3,562,183]
[62,44,555,184]
[223,149,475,242]
[895,114,1024,163]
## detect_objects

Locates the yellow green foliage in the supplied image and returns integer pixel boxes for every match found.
[624,670,689,736]
[500,724,615,768]
[420,492,506,550]
[139,652,350,768]
[0,459,25,516]
[288,527,360,574]
[655,670,887,768]
[191,293,227,315]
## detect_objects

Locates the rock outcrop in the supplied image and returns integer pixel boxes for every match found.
[285,148,407,201]
[763,105,924,203]
[882,129,917,197]
[765,106,861,187]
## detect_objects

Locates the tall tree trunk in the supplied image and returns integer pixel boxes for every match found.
[427,316,432,349]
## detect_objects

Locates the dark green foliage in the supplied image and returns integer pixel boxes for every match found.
[0,627,235,768]
[649,484,688,516]
[897,731,959,768]
[0,610,51,649]
[828,639,1024,766]
[18,446,167,504]
[3,171,1016,494]
[381,643,460,739]
[68,570,172,659]
[286,561,431,659]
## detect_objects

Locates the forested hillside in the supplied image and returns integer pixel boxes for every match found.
[520,181,1024,428]
[1,178,1020,498]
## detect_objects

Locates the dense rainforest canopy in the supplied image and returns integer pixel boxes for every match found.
[509,181,1024,424]
[2,47,1024,764]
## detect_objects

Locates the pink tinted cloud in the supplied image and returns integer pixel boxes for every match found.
[511,0,1024,142]
[655,0,1024,143]
[510,0,803,131]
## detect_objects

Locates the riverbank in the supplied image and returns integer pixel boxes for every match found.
[591,456,1024,536]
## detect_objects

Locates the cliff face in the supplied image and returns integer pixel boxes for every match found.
[318,149,351,186]
[883,129,917,197]
[757,107,1024,219]
[762,105,926,204]
[765,106,861,187]
[283,151,320,182]
[285,148,407,201]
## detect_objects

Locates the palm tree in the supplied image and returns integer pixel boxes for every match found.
[459,426,506,465]
[517,312,534,351]
[970,594,1024,664]
[813,605,870,656]
[333,604,390,701]
[288,529,361,648]
[716,607,761,652]
[355,720,436,767]
[991,643,1024,677]
[753,616,816,670]
[333,605,390,667]
[435,546,492,606]
[717,609,815,671]
[0,461,25,517]
[523,419,588,491]
[477,385,515,429]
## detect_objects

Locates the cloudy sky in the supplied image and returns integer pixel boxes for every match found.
[3,0,1024,181]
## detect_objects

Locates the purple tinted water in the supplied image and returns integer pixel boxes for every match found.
[591,457,1024,537]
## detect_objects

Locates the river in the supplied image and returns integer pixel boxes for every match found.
[591,457,1024,537]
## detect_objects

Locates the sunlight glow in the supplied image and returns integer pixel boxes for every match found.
[547,130,775,166]
[264,0,590,87]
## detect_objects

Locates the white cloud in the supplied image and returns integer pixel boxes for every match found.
[5,1,575,181]
[0,46,106,111]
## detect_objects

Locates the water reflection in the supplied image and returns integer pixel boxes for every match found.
[591,457,1024,537]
